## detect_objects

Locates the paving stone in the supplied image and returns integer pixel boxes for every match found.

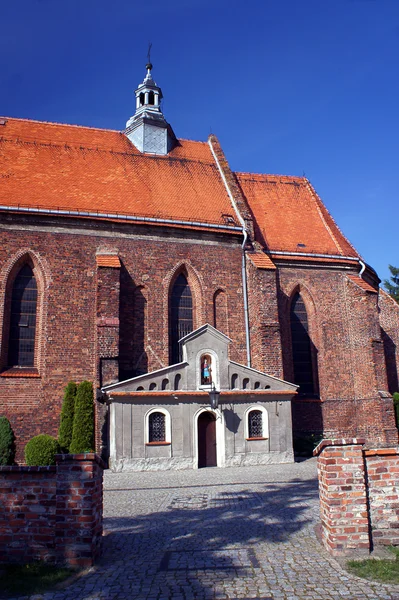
[6,459,399,599]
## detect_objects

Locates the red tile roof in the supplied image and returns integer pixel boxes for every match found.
[0,118,238,230]
[0,118,363,263]
[96,254,121,268]
[248,253,276,270]
[346,275,377,293]
[236,173,359,258]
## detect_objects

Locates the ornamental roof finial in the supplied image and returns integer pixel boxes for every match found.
[146,42,153,74]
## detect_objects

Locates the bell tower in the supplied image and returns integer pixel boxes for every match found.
[125,60,176,155]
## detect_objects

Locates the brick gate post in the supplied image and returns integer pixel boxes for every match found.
[314,438,370,556]
[55,453,104,567]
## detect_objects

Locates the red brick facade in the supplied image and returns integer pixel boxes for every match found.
[0,454,103,567]
[0,116,398,461]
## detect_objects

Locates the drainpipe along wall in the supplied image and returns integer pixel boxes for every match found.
[208,138,251,368]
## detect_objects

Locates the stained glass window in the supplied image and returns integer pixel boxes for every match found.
[8,264,37,367]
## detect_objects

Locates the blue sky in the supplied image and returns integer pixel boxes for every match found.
[1,0,398,284]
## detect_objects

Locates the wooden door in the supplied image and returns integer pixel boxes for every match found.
[198,412,217,468]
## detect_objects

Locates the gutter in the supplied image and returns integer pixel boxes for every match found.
[208,138,251,368]
[271,250,367,278]
[0,205,242,233]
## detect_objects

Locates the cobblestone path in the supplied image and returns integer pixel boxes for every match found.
[10,459,399,599]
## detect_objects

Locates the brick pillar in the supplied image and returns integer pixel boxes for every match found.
[365,448,399,547]
[314,438,370,556]
[246,256,284,378]
[96,254,121,387]
[55,454,104,567]
[96,254,121,457]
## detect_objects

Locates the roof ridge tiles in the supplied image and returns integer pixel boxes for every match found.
[1,115,122,134]
[0,135,216,165]
[235,171,306,182]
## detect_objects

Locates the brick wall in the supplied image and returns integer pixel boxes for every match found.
[246,260,284,378]
[0,453,104,567]
[315,439,370,556]
[365,448,399,546]
[315,440,399,555]
[0,217,246,460]
[277,268,398,446]
[379,290,399,394]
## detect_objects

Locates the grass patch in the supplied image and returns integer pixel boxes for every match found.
[0,562,75,598]
[347,546,399,584]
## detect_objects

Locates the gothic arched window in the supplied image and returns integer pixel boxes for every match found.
[8,264,38,367]
[170,273,193,364]
[290,293,315,394]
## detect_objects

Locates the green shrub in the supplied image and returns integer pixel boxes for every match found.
[393,392,399,428]
[25,434,60,466]
[58,382,77,452]
[69,381,94,453]
[0,416,15,465]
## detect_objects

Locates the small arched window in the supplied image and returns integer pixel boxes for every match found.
[139,92,145,106]
[161,378,169,390]
[148,91,155,105]
[148,412,166,443]
[170,273,193,364]
[290,293,316,394]
[231,373,238,389]
[8,264,37,367]
[248,410,263,439]
[243,377,249,390]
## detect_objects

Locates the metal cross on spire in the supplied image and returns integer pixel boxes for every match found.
[146,43,153,71]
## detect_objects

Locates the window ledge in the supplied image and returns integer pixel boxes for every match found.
[246,437,268,441]
[0,367,40,378]
[146,442,171,446]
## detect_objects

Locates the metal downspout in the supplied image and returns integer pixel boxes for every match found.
[208,138,251,367]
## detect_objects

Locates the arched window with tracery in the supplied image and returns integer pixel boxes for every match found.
[170,273,193,364]
[8,264,38,368]
[290,292,316,394]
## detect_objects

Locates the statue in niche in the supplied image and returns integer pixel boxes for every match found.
[201,354,212,385]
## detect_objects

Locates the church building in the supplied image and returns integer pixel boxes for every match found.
[0,62,398,468]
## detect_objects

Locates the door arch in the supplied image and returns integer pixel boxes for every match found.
[197,411,217,468]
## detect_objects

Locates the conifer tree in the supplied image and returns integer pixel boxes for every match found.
[58,381,77,452]
[383,265,399,303]
[0,416,15,465]
[69,381,94,453]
